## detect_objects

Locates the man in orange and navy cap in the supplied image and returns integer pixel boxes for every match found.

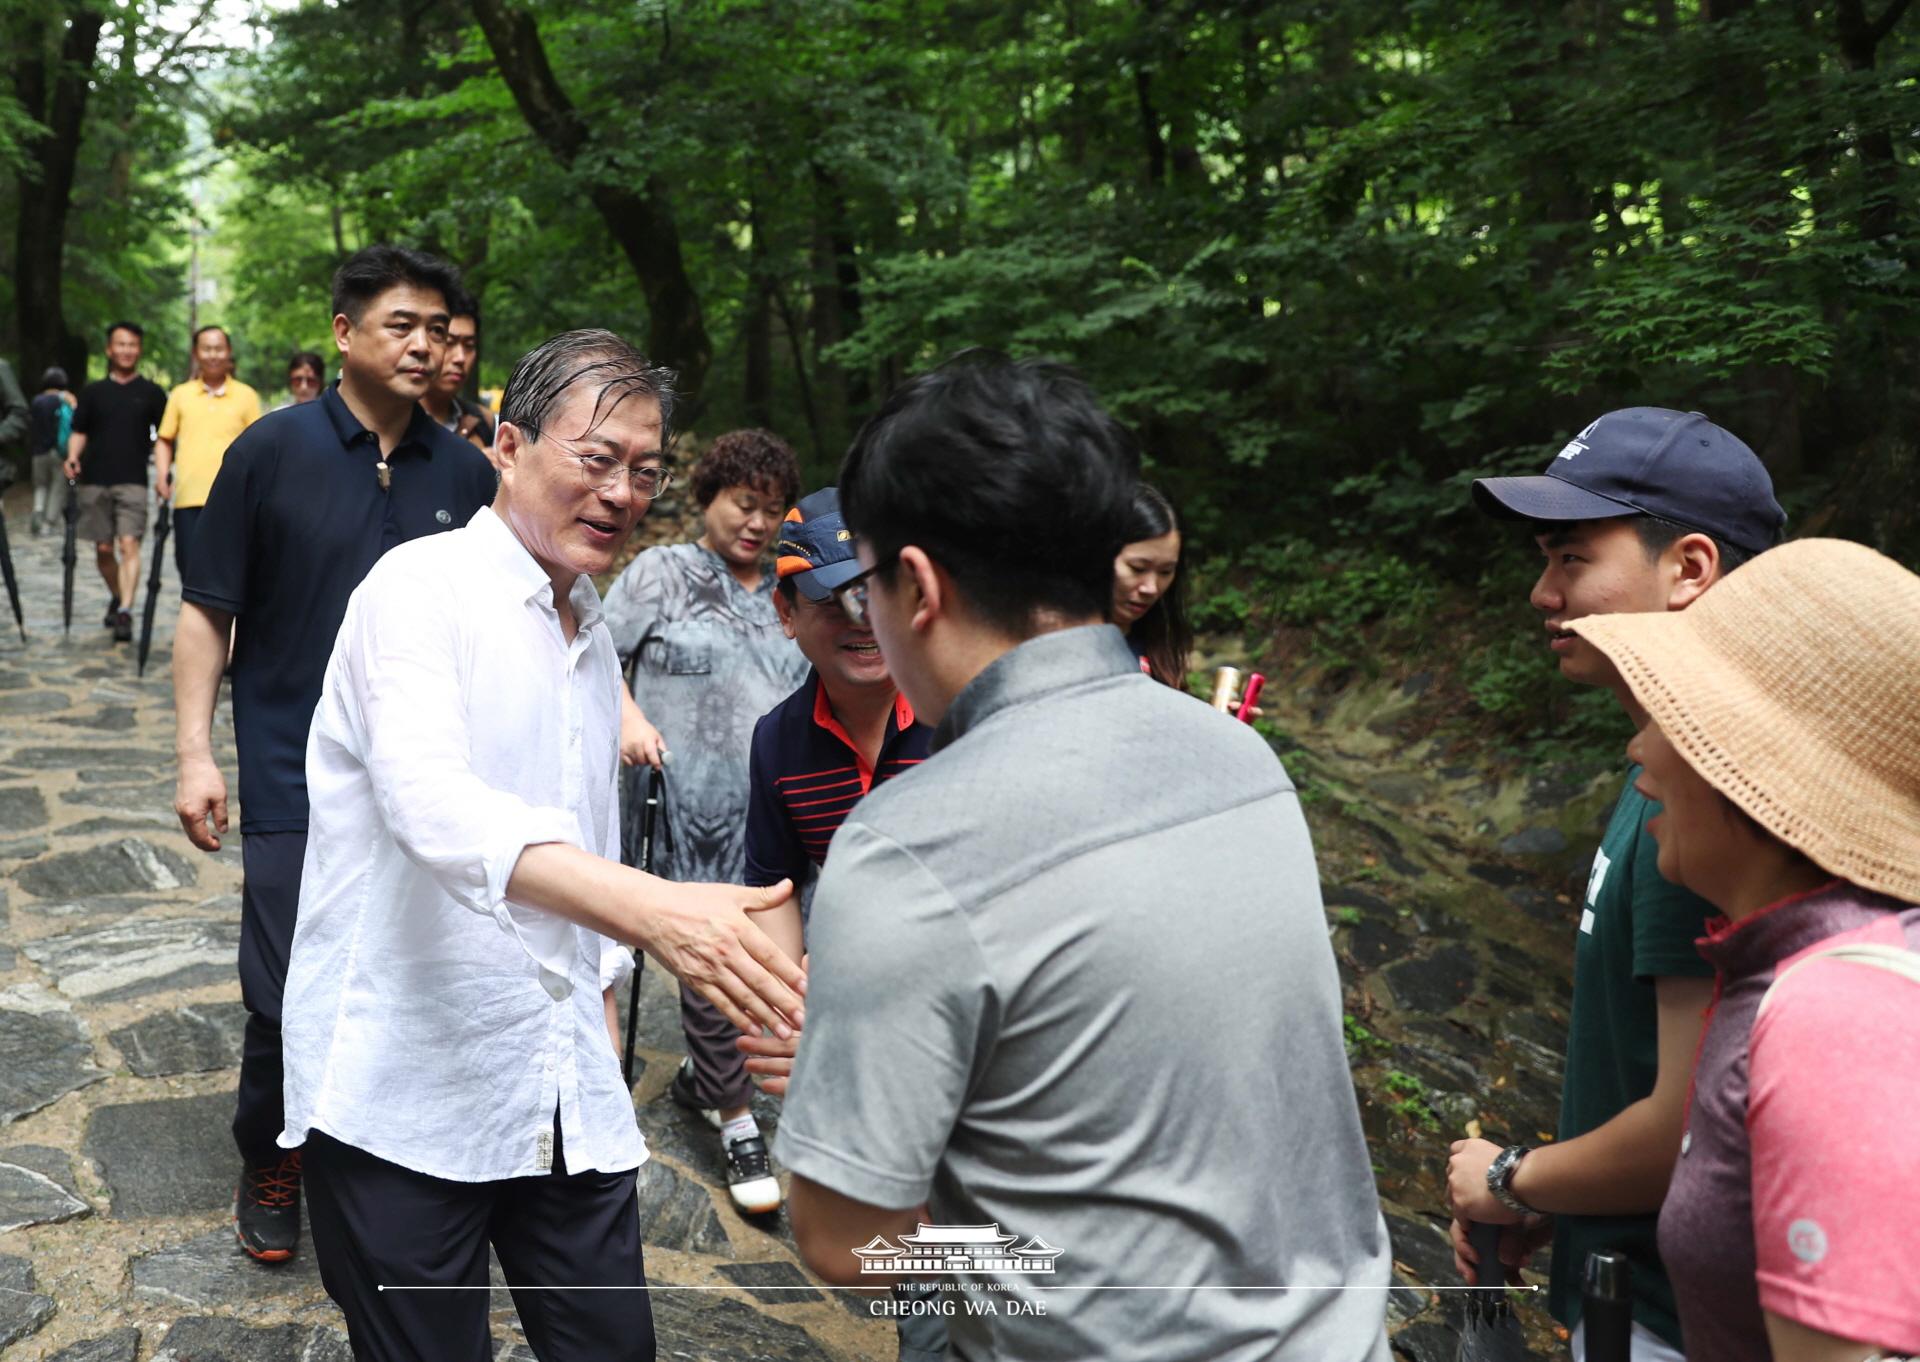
[730,490,933,1137]
[738,486,940,1356]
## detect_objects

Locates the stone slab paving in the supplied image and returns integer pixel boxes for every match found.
[1,484,1574,1359]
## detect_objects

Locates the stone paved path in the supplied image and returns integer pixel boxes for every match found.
[1,482,1579,1361]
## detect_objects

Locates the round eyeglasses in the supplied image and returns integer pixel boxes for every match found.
[566,451,674,499]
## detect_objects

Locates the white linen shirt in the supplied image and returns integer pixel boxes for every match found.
[280,505,645,1182]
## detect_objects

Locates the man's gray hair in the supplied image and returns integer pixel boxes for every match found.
[498,329,676,445]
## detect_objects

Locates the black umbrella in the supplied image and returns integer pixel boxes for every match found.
[0,500,24,642]
[60,476,78,634]
[622,763,669,1086]
[1455,1221,1530,1362]
[136,502,171,675]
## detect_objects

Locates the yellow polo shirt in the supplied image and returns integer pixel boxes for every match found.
[159,379,261,509]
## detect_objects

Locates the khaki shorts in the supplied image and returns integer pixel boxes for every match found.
[75,483,147,544]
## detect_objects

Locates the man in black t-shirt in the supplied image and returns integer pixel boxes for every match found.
[67,322,167,641]
[171,245,495,1267]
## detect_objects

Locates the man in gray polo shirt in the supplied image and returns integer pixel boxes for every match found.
[774,355,1390,1362]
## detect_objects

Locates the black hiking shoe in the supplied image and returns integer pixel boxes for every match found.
[104,600,119,628]
[668,1057,721,1130]
[234,1151,302,1263]
[111,609,132,643]
[723,1132,783,1215]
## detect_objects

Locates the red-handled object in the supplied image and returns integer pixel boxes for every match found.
[1235,673,1265,723]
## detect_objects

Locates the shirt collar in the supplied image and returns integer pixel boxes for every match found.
[1694,879,1904,978]
[321,382,438,456]
[933,623,1135,754]
[466,506,604,631]
[808,670,916,743]
[200,380,227,398]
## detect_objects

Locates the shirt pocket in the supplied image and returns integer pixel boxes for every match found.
[656,621,714,676]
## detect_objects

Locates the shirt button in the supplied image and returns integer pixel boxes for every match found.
[544,1056,556,1073]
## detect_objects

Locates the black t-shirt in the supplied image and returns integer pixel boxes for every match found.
[71,375,167,486]
[182,383,498,833]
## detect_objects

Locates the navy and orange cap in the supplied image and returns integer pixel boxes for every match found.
[776,487,863,601]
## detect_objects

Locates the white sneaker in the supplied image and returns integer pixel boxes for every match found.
[723,1131,783,1214]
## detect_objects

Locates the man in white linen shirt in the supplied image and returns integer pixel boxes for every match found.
[282,329,804,1362]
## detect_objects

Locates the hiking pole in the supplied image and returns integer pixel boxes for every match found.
[136,501,171,675]
[59,477,78,633]
[621,763,666,1087]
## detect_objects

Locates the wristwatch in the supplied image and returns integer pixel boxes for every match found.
[1485,1144,1535,1216]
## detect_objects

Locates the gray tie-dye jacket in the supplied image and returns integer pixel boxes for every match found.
[602,541,808,883]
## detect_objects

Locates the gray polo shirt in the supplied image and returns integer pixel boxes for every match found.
[777,625,1390,1362]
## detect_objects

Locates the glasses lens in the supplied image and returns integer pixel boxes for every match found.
[577,458,663,498]
[835,580,869,627]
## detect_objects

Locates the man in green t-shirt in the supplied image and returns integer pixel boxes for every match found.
[1443,408,1784,1361]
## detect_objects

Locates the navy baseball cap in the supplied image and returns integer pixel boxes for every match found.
[1472,407,1786,554]
[776,487,862,602]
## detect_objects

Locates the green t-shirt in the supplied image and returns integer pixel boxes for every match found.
[1547,766,1716,1348]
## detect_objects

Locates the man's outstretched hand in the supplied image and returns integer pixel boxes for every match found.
[738,951,808,1094]
[643,879,806,1038]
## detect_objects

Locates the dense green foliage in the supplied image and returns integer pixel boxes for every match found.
[5,0,1917,756]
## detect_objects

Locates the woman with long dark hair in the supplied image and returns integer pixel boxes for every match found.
[1111,483,1192,687]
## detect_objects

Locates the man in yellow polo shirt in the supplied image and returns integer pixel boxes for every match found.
[156,325,261,579]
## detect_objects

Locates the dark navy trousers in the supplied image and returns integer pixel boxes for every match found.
[303,1123,656,1362]
[233,828,304,1163]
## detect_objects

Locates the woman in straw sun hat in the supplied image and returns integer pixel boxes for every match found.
[1567,537,1920,1362]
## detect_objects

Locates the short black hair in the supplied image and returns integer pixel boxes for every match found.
[839,351,1139,637]
[690,429,801,508]
[330,244,462,326]
[192,325,229,348]
[499,328,675,445]
[446,287,480,324]
[287,351,325,378]
[1631,514,1768,575]
[39,367,68,391]
[106,321,143,343]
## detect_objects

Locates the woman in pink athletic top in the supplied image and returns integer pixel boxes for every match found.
[1570,538,1920,1362]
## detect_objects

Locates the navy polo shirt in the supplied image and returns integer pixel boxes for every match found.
[182,383,498,832]
[742,671,932,889]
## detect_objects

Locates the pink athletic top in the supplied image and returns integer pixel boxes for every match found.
[1656,882,1920,1362]
[1748,925,1920,1356]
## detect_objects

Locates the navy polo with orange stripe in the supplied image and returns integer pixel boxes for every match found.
[742,671,932,889]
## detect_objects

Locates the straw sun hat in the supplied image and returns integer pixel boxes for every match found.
[1568,538,1920,904]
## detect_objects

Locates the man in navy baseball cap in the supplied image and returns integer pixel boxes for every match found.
[1472,406,1785,555]
[1445,409,1783,1362]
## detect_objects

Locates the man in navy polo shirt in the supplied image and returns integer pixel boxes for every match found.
[170,243,497,1265]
